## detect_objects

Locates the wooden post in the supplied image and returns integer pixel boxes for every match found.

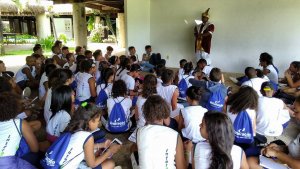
[72,3,87,48]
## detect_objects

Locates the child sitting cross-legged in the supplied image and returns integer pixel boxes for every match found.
[42,103,121,169]
[137,95,186,169]
[102,80,132,133]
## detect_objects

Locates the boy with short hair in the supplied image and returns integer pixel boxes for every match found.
[104,46,114,61]
[241,67,268,97]
[121,64,141,98]
[189,67,227,109]
[15,56,39,89]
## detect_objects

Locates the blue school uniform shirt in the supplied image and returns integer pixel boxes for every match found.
[189,79,227,107]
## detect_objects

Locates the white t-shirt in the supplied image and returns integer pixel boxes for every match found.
[181,106,207,143]
[15,64,36,83]
[75,72,94,102]
[202,65,213,77]
[157,84,177,105]
[46,110,71,137]
[96,83,113,99]
[0,119,22,157]
[44,88,53,124]
[227,106,256,136]
[115,68,129,81]
[156,78,163,87]
[266,65,279,84]
[63,62,76,73]
[107,97,132,120]
[178,68,184,82]
[136,96,147,128]
[39,72,48,100]
[121,73,135,91]
[137,125,178,169]
[194,142,242,169]
[59,131,92,169]
[241,77,268,97]
[256,97,290,136]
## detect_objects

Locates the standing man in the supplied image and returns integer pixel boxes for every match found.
[194,8,214,65]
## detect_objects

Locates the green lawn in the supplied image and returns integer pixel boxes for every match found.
[2,47,75,56]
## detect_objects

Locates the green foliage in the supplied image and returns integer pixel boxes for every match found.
[37,36,55,50]
[16,34,37,40]
[88,25,108,43]
[58,34,67,44]
[87,15,95,32]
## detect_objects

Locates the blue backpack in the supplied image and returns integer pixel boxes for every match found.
[205,84,225,112]
[108,98,129,133]
[178,76,189,98]
[96,85,110,109]
[233,110,254,144]
[13,120,30,157]
[40,132,73,169]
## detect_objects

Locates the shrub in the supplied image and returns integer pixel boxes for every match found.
[37,36,55,50]
[58,34,67,44]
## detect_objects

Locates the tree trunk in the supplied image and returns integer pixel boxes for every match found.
[0,16,5,55]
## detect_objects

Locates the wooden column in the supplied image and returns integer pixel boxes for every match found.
[72,3,87,48]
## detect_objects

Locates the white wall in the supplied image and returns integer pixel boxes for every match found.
[125,0,150,56]
[124,0,300,75]
[53,18,73,39]
[150,0,300,75]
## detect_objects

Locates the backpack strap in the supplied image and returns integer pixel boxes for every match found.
[60,134,92,168]
[113,98,126,104]
[60,151,83,168]
[13,119,22,138]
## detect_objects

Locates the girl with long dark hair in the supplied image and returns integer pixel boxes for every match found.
[187,111,248,169]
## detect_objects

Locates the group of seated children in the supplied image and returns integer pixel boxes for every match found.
[1,41,300,169]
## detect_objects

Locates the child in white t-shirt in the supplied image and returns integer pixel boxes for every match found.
[46,85,74,143]
[157,69,181,119]
[44,69,73,124]
[178,86,207,143]
[256,82,290,136]
[259,52,279,84]
[96,68,114,109]
[75,60,97,103]
[137,95,186,169]
[115,57,130,81]
[128,74,158,143]
[57,103,121,169]
[186,111,248,169]
[103,80,132,132]
[178,62,194,99]
[241,67,268,97]
[177,59,187,83]
[39,64,56,101]
[226,86,258,150]
[120,64,141,98]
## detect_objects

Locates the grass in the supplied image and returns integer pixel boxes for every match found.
[2,47,75,56]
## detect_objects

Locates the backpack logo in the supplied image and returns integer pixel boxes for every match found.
[108,99,129,132]
[233,111,254,144]
[206,86,225,112]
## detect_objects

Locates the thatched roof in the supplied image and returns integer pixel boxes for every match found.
[0,0,45,16]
